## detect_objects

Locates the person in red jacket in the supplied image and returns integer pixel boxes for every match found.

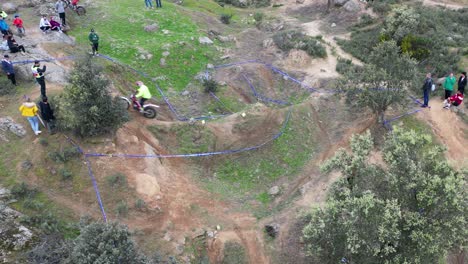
[12,14,25,35]
[444,91,464,109]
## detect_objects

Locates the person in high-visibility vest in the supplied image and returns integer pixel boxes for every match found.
[135,81,152,112]
[31,61,47,98]
[0,11,7,19]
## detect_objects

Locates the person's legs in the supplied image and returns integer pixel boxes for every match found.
[423,89,429,106]
[59,12,66,26]
[38,78,46,97]
[156,0,162,7]
[18,45,25,52]
[27,116,39,134]
[445,90,452,99]
[10,46,19,53]
[459,87,465,95]
[94,43,99,54]
[139,98,147,109]
[7,73,16,85]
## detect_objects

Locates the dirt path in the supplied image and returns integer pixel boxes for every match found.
[422,0,467,10]
[416,98,468,168]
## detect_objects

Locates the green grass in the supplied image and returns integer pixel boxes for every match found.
[69,0,220,93]
[202,106,317,205]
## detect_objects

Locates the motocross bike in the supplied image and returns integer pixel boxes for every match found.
[119,94,159,119]
[63,0,86,16]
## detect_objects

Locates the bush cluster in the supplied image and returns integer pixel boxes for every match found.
[48,147,81,163]
[203,79,219,93]
[220,13,233,24]
[273,30,327,58]
[215,0,269,8]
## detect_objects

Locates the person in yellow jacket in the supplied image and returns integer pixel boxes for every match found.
[135,81,152,112]
[19,97,41,135]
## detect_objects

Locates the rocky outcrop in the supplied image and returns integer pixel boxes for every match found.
[343,0,361,12]
[0,186,34,263]
[1,2,18,12]
[0,117,27,141]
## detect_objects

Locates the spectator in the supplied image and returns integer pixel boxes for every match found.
[155,0,162,8]
[421,73,433,108]
[7,35,26,53]
[458,72,466,95]
[39,15,51,33]
[55,0,66,26]
[88,28,99,55]
[0,17,10,35]
[19,97,41,135]
[1,54,16,86]
[31,61,47,98]
[0,35,8,51]
[0,10,7,19]
[443,72,456,101]
[38,96,56,134]
[145,0,154,8]
[49,16,63,32]
[443,91,464,109]
[13,14,25,36]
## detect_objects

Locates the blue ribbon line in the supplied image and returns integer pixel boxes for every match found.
[241,73,291,105]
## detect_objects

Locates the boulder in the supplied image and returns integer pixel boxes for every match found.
[0,117,27,138]
[199,36,214,45]
[263,38,274,48]
[162,51,170,57]
[2,2,18,12]
[217,35,236,43]
[144,24,159,32]
[286,49,311,67]
[343,0,361,12]
[265,223,280,238]
[334,0,349,6]
[296,0,305,4]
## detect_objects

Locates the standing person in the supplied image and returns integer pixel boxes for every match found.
[1,54,16,86]
[155,0,162,8]
[39,15,51,33]
[135,81,152,111]
[55,0,66,26]
[13,14,25,36]
[88,28,99,55]
[31,61,47,98]
[0,10,7,19]
[145,0,154,8]
[443,72,456,101]
[421,73,433,108]
[19,97,41,135]
[7,35,26,53]
[0,17,10,35]
[38,96,56,134]
[458,72,467,95]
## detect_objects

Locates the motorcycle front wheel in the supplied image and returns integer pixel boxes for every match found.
[143,106,157,119]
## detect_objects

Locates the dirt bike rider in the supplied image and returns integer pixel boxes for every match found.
[135,81,152,112]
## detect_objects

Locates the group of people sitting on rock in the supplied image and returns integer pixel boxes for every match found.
[0,12,27,54]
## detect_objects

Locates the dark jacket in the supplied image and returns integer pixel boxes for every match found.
[459,76,467,90]
[422,77,433,91]
[1,59,14,74]
[39,101,55,121]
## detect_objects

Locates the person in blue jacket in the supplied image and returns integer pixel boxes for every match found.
[1,54,16,86]
[0,17,10,35]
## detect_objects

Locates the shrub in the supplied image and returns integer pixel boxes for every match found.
[220,13,233,24]
[20,211,61,233]
[48,147,80,163]
[203,79,218,93]
[116,201,128,217]
[106,173,127,188]
[39,138,49,146]
[135,199,147,210]
[69,222,147,263]
[253,12,264,23]
[401,34,431,61]
[273,30,327,58]
[381,6,419,42]
[23,199,45,210]
[11,182,37,199]
[56,55,129,137]
[27,234,71,264]
[335,57,361,74]
[222,242,247,264]
[60,168,73,181]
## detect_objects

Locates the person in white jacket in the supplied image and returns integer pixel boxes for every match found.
[39,15,51,33]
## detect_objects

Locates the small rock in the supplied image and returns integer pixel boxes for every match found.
[265,223,280,238]
[320,68,327,72]
[268,186,280,196]
[207,63,214,69]
[162,29,170,34]
[163,232,172,241]
[160,58,166,67]
[331,23,337,27]
[199,36,214,45]
[334,0,349,6]
[296,0,305,4]
[162,51,170,57]
[175,243,184,255]
[217,35,236,43]
[343,0,361,12]
[181,90,190,96]
[0,187,11,199]
[220,55,230,60]
[192,229,206,238]
[144,23,159,32]
[207,231,215,238]
[0,117,27,138]
[263,38,274,48]
[447,36,453,42]
[21,160,33,171]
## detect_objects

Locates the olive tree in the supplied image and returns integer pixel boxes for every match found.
[69,221,147,264]
[303,129,467,263]
[56,55,128,137]
[343,41,418,124]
